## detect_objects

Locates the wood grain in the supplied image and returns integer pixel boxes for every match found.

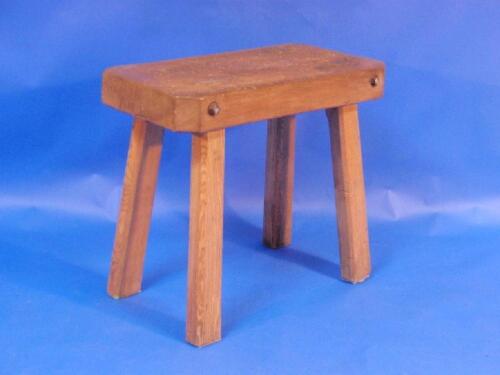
[107,118,164,298]
[263,115,296,248]
[326,105,371,283]
[102,44,384,132]
[186,129,225,347]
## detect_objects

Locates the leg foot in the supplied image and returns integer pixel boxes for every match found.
[263,115,296,248]
[107,118,164,298]
[186,130,225,347]
[326,105,371,283]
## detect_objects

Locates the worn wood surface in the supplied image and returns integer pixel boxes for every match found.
[186,130,225,347]
[107,118,164,298]
[326,105,371,283]
[103,44,384,132]
[263,115,296,248]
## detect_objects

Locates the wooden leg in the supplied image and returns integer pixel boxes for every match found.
[186,129,225,347]
[107,118,164,298]
[326,105,371,283]
[263,115,296,248]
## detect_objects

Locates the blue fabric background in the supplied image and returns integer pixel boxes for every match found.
[1,1,499,374]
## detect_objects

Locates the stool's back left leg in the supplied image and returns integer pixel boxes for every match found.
[108,118,164,298]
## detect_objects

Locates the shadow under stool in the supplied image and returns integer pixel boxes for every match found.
[101,43,385,347]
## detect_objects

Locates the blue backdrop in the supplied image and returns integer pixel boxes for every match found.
[1,1,499,374]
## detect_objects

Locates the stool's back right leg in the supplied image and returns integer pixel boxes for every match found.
[263,115,296,249]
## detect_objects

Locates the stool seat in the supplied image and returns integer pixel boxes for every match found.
[103,44,384,132]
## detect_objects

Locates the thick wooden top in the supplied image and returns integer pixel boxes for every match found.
[102,44,384,132]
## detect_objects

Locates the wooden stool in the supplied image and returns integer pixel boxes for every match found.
[102,44,384,347]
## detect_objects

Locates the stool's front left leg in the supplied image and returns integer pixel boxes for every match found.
[108,118,164,298]
[186,129,225,347]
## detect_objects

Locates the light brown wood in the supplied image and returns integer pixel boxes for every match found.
[107,118,164,298]
[103,44,384,132]
[263,115,296,248]
[326,105,371,283]
[186,129,225,347]
[103,45,385,347]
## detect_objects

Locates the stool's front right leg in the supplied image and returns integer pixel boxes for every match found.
[326,105,371,283]
[186,129,225,347]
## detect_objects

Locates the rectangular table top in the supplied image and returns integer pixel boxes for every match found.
[102,44,384,132]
